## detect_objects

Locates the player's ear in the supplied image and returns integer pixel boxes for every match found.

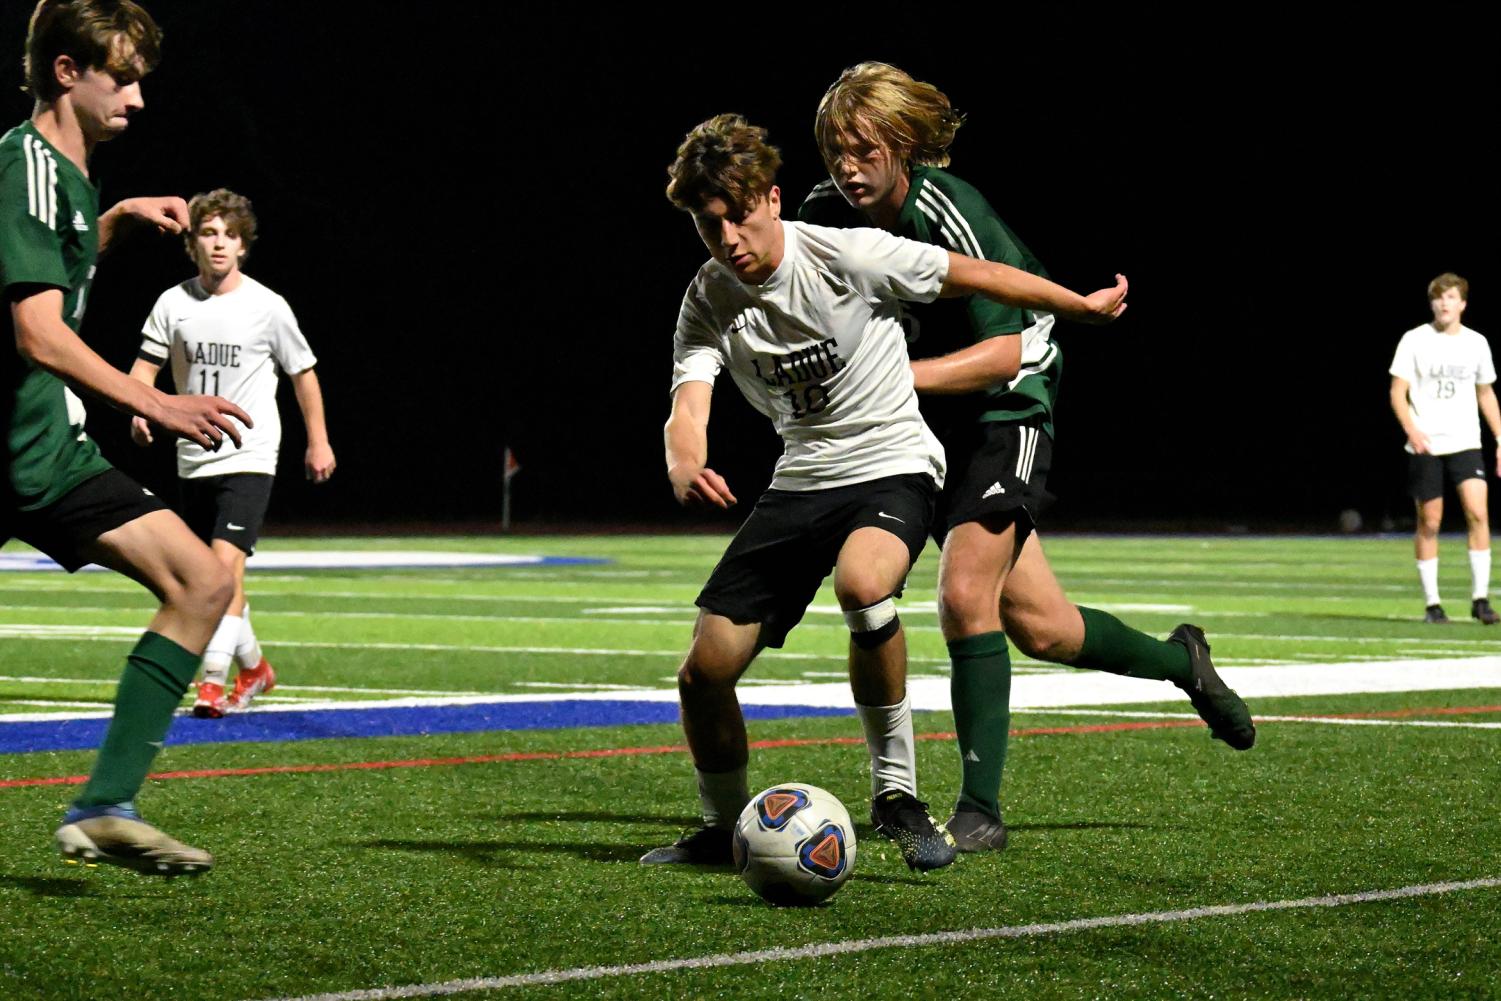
[53,54,82,91]
[767,186,781,220]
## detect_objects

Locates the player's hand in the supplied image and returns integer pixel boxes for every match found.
[1076,274,1128,323]
[670,465,737,508]
[306,442,336,484]
[129,415,154,446]
[1407,430,1432,455]
[117,196,191,235]
[153,394,253,451]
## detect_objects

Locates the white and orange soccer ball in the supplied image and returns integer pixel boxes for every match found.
[733,783,856,905]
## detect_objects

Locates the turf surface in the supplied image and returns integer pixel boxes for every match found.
[0,534,1497,999]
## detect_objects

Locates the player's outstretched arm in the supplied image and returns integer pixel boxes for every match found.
[911,336,1023,395]
[1389,376,1430,455]
[941,253,1127,324]
[1477,383,1501,475]
[97,196,191,255]
[125,357,162,446]
[665,381,736,509]
[12,289,251,450]
[292,368,336,483]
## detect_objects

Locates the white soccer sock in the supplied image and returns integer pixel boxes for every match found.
[235,602,263,670]
[200,614,242,687]
[1470,549,1492,601]
[696,765,749,828]
[1416,558,1441,607]
[856,694,917,798]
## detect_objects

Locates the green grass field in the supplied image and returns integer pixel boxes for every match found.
[1,534,1498,1000]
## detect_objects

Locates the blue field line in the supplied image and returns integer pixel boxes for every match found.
[0,700,855,754]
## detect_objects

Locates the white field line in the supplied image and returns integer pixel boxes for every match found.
[256,878,1501,1001]
[0,630,961,664]
[6,657,1501,725]
[5,607,1500,647]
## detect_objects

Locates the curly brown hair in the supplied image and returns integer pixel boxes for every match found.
[23,1,162,101]
[665,114,781,215]
[815,62,964,170]
[185,188,258,264]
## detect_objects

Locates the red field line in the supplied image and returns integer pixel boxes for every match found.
[2,704,1496,791]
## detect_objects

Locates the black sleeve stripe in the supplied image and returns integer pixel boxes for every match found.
[137,348,169,363]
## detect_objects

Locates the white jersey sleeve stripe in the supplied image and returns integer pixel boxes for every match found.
[916,190,979,259]
[922,185,986,262]
[912,186,984,261]
[23,134,36,218]
[45,154,57,229]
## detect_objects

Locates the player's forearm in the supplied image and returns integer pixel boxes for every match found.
[1389,382,1419,435]
[13,298,164,420]
[942,254,1088,318]
[127,357,161,388]
[1478,387,1501,441]
[911,336,1021,394]
[664,412,708,481]
[96,203,132,256]
[292,369,331,446]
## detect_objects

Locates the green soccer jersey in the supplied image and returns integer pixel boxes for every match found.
[799,164,1062,438]
[0,121,110,512]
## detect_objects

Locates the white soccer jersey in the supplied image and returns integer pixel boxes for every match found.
[1389,324,1497,455]
[672,221,947,491]
[140,275,317,478]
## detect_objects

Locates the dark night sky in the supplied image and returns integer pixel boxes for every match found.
[2,5,1496,532]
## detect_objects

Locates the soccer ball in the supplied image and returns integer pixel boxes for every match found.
[733,783,856,906]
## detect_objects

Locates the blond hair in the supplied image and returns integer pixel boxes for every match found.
[23,0,162,101]
[815,61,964,170]
[665,113,781,215]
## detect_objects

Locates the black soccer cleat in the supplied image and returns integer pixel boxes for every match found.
[870,789,957,872]
[1169,623,1256,750]
[639,825,733,865]
[945,804,1008,853]
[1425,604,1451,624]
[1472,598,1500,626]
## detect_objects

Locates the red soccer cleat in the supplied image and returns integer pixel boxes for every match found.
[192,681,227,719]
[226,658,276,712]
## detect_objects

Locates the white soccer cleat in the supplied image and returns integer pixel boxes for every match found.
[55,808,213,878]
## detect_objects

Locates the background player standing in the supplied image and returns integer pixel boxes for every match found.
[128,187,334,715]
[643,113,1126,871]
[802,63,1255,852]
[3,0,252,876]
[1388,272,1500,624]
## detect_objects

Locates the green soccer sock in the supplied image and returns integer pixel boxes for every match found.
[948,631,1011,820]
[74,632,200,809]
[1073,606,1192,684]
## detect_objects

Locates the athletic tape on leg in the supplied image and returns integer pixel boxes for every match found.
[846,597,900,649]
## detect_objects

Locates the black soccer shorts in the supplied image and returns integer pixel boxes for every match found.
[0,468,168,572]
[933,419,1054,545]
[695,472,936,649]
[178,473,275,555]
[1408,449,1486,503]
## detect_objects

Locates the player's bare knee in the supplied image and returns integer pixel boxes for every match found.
[938,575,991,630]
[833,571,891,612]
[168,558,233,623]
[678,647,741,691]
